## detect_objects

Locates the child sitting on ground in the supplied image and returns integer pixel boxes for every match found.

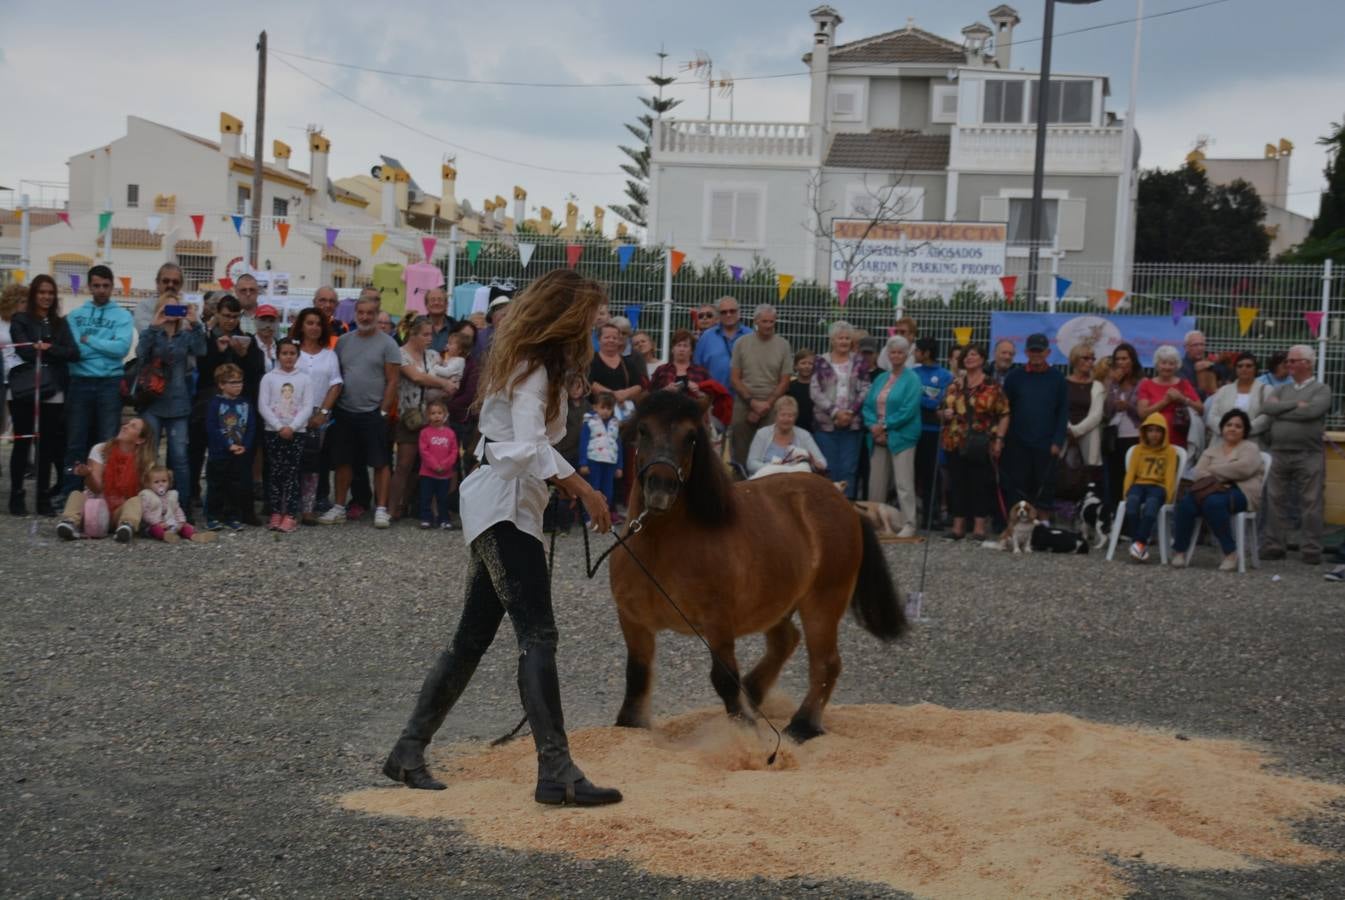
[579,392,624,523]
[205,362,257,531]
[139,466,213,543]
[56,417,157,544]
[417,398,459,529]
[431,331,471,383]
[1122,413,1178,563]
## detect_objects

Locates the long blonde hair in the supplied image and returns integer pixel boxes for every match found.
[478,269,606,423]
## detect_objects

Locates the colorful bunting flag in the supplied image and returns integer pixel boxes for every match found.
[729,265,743,282]
[1106,288,1125,312]
[98,211,112,234]
[616,244,635,272]
[669,249,686,276]
[625,305,642,331]
[886,282,903,306]
[69,274,81,294]
[58,212,71,227]
[566,244,583,268]
[999,275,1017,302]
[1054,275,1072,300]
[12,269,24,284]
[230,214,243,236]
[422,236,437,260]
[119,276,131,296]
[887,326,897,337]
[190,214,204,238]
[835,279,852,307]
[370,232,387,256]
[277,222,290,248]
[324,228,339,248]
[777,274,795,301]
[953,327,973,348]
[465,240,481,264]
[1305,311,1325,338]
[145,214,162,234]
[1170,298,1189,325]
[1236,306,1259,337]
[518,242,536,268]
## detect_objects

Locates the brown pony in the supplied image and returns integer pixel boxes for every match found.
[610,390,907,742]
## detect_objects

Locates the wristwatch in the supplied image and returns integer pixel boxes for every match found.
[319,407,331,415]
[379,410,389,418]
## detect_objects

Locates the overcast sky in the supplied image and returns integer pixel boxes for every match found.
[0,0,1338,225]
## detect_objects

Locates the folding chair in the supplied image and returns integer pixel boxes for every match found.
[1106,444,1188,563]
[1181,451,1272,573]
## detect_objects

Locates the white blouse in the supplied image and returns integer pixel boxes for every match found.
[459,363,576,545]
[295,347,343,411]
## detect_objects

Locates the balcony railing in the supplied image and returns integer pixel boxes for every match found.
[950,125,1126,174]
[654,120,821,163]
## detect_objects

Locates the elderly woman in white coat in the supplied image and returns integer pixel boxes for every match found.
[1203,351,1271,450]
[1065,343,1107,487]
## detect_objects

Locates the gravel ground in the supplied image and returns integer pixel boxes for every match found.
[2,503,1343,899]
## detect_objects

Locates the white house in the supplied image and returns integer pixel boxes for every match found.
[648,5,1137,293]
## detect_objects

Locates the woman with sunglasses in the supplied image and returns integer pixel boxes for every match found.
[1203,351,1271,450]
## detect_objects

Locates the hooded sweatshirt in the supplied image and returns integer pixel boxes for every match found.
[67,299,134,379]
[1122,413,1179,502]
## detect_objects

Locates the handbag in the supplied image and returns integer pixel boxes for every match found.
[399,354,430,431]
[1055,440,1089,501]
[1188,474,1229,504]
[121,339,171,411]
[958,381,992,465]
[7,362,60,402]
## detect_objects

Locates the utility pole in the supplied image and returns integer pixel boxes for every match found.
[249,30,267,269]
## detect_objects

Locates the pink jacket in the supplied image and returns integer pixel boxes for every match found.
[418,425,459,478]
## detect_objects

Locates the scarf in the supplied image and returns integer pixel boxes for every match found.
[103,443,142,514]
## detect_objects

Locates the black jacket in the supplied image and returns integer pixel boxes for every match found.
[193,327,264,418]
[10,311,80,395]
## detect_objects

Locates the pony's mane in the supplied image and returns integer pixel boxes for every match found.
[633,390,735,526]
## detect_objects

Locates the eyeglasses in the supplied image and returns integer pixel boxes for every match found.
[697,312,716,320]
[222,379,244,385]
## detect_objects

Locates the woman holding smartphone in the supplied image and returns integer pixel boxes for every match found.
[139,293,207,514]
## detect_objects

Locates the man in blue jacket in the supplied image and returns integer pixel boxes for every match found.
[1001,332,1069,523]
[692,295,751,388]
[62,265,134,499]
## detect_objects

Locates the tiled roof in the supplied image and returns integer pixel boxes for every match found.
[174,239,213,254]
[824,130,951,170]
[806,26,967,65]
[111,227,163,250]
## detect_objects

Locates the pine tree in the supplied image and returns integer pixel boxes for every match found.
[610,51,680,231]
[1279,114,1345,262]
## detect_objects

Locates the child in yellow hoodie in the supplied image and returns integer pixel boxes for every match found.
[1122,413,1179,562]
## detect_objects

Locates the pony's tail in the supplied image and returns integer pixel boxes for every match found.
[850,517,908,642]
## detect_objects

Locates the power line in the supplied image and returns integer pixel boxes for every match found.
[271,55,620,178]
[271,0,1237,91]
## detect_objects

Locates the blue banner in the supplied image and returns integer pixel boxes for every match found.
[990,312,1197,367]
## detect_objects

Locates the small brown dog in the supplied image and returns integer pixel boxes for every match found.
[1001,500,1038,554]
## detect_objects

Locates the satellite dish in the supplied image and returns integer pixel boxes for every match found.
[370,165,383,179]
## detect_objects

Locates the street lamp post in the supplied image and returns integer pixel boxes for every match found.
[1025,0,1102,304]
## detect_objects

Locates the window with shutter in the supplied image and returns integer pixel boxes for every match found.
[708,191,735,242]
[1007,198,1059,246]
[734,192,761,243]
[127,184,139,209]
[1028,81,1094,124]
[983,80,1025,123]
[931,85,959,124]
[703,185,765,246]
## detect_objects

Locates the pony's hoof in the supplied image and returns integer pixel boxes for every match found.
[615,712,650,729]
[784,720,825,743]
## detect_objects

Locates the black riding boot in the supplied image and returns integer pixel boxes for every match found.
[382,643,488,791]
[518,644,622,806]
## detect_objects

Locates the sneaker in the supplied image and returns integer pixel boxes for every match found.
[347,503,367,522]
[1170,552,1185,568]
[943,531,965,542]
[1129,541,1149,563]
[1218,554,1238,572]
[56,520,77,541]
[897,524,918,539]
[318,505,347,525]
[374,508,391,529]
[205,519,223,531]
[267,513,283,530]
[226,520,244,531]
[419,520,433,530]
[1324,565,1345,583]
[114,523,134,544]
[277,516,299,534]
[440,520,455,530]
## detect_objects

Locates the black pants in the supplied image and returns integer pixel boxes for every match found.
[206,453,253,523]
[9,399,66,510]
[947,450,996,520]
[1003,442,1058,509]
[914,430,942,521]
[394,521,582,784]
[188,415,208,510]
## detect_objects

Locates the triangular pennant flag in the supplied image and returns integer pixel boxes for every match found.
[422,236,437,260]
[999,275,1017,302]
[70,274,81,294]
[518,242,536,268]
[1304,311,1326,338]
[835,279,852,307]
[466,240,481,264]
[729,265,743,282]
[1106,288,1125,312]
[669,249,686,276]
[886,282,903,306]
[953,326,973,347]
[98,210,112,234]
[326,227,340,248]
[145,214,162,234]
[624,304,642,331]
[777,274,795,301]
[230,214,243,235]
[58,212,71,227]
[12,269,24,284]
[617,244,636,272]
[370,232,387,256]
[119,276,131,297]
[1054,275,1072,300]
[189,214,204,238]
[1171,298,1189,325]
[219,277,234,290]
[277,222,290,248]
[566,244,583,268]
[1236,306,1259,337]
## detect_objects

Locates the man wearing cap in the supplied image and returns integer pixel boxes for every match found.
[1001,333,1069,522]
[478,288,513,357]
[253,304,281,373]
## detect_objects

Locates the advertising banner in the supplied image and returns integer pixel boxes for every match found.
[990,312,1197,366]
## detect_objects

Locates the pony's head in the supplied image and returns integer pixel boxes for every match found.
[629,389,734,524]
